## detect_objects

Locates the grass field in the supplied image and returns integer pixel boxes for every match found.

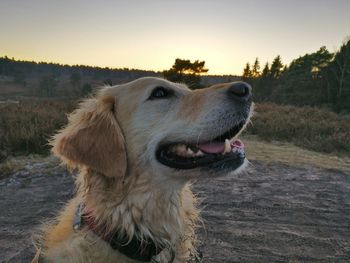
[244,135,350,171]
[246,103,350,155]
[0,99,74,159]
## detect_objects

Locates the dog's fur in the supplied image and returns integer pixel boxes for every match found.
[36,77,252,262]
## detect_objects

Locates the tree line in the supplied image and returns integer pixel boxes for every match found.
[1,39,349,113]
[242,39,350,113]
[0,57,211,96]
[0,57,158,81]
[0,57,159,97]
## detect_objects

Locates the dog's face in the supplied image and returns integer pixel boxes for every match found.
[52,77,252,181]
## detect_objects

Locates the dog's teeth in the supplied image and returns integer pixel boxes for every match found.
[174,144,186,155]
[223,139,231,155]
[186,147,194,155]
[195,150,204,157]
[179,144,186,151]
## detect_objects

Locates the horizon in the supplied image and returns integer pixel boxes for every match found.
[0,54,161,72]
[0,55,241,76]
[1,0,350,75]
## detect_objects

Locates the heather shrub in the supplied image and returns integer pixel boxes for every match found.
[0,99,73,158]
[246,103,350,154]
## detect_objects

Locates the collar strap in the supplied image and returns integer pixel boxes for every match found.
[73,203,167,262]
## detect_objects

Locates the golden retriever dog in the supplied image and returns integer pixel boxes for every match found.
[35,77,252,263]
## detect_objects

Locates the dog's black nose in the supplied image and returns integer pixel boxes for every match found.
[227,82,252,101]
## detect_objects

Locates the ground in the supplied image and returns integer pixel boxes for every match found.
[1,140,350,263]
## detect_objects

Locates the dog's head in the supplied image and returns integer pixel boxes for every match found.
[52,77,252,181]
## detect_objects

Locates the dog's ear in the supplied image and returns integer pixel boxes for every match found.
[51,95,127,178]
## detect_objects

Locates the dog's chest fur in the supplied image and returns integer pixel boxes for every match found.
[42,172,199,263]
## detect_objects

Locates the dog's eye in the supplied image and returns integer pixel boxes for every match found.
[149,86,170,100]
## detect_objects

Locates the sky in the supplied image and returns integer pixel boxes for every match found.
[0,0,349,75]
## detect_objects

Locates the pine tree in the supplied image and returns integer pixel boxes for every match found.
[261,62,270,78]
[252,58,261,78]
[270,55,283,79]
[163,58,208,88]
[242,62,252,80]
[328,40,350,111]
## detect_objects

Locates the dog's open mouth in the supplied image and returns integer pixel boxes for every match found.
[156,121,246,170]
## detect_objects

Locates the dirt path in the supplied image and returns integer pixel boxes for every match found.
[0,158,349,262]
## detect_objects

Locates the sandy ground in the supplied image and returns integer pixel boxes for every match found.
[0,158,349,263]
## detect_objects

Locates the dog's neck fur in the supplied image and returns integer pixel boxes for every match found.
[76,168,194,247]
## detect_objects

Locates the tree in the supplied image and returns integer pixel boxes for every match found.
[327,40,350,112]
[69,72,83,97]
[253,62,270,100]
[252,58,261,78]
[270,55,284,79]
[82,83,92,96]
[242,63,252,81]
[261,62,270,78]
[272,47,333,105]
[38,74,57,97]
[70,72,81,88]
[13,70,26,86]
[163,58,208,88]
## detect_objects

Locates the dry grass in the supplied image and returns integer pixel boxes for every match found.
[246,103,350,155]
[243,135,350,172]
[0,99,74,158]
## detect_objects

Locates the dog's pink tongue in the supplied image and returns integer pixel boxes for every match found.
[197,142,225,154]
[198,139,244,154]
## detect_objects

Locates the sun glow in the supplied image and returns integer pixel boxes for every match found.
[1,0,349,75]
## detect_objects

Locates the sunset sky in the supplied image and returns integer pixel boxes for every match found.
[1,0,349,75]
